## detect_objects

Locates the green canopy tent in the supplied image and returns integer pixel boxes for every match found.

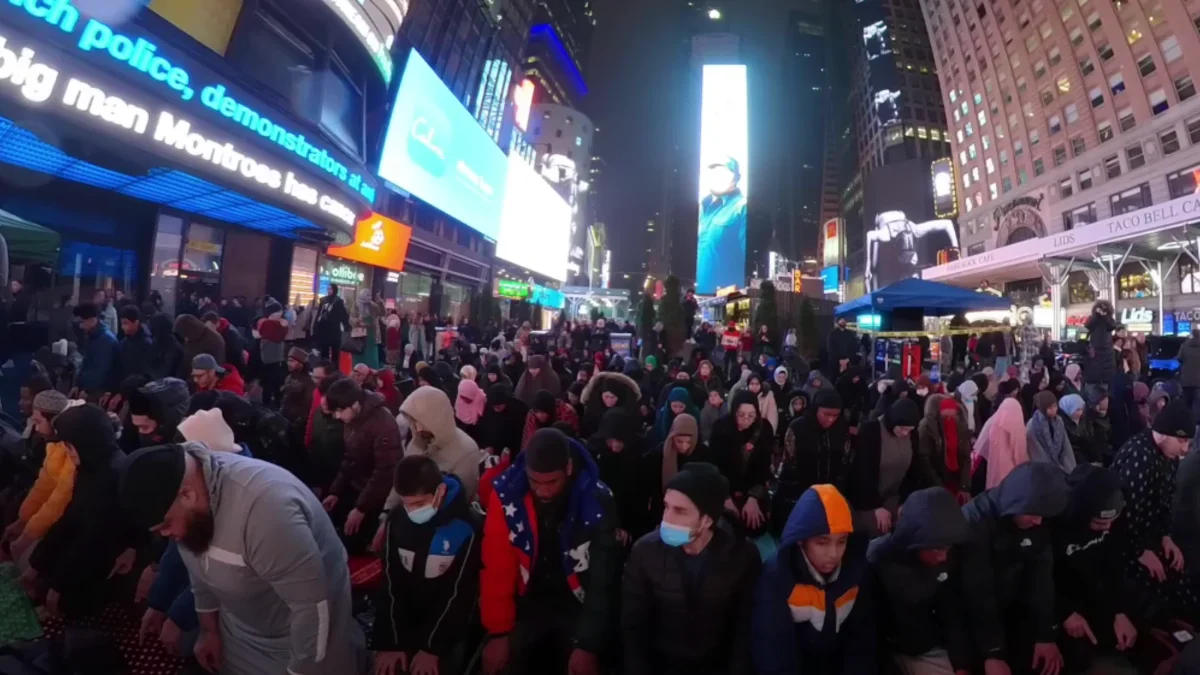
[0,208,59,269]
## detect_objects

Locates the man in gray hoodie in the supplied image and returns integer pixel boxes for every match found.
[119,442,368,675]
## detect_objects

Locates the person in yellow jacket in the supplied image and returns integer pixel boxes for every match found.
[2,391,80,562]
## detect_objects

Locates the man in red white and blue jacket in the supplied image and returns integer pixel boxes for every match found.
[480,428,620,675]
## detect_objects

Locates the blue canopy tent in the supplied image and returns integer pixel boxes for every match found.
[836,277,1011,316]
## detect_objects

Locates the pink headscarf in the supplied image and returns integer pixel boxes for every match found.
[456,379,486,425]
[984,397,1029,489]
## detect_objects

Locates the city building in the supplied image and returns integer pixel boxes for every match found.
[524,0,595,108]
[920,0,1200,339]
[525,103,595,285]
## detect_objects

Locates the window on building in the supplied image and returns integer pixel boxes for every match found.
[1020,168,1030,184]
[973,166,981,180]
[969,143,978,158]
[1015,140,1025,156]
[1003,176,1014,192]
[1042,89,1056,106]
[1080,57,1096,78]
[1071,135,1087,155]
[1104,154,1122,178]
[1034,61,1048,79]
[1060,176,1075,197]
[1000,149,1010,165]
[1017,76,1028,93]
[1110,72,1126,95]
[1026,33,1040,52]
[1137,53,1157,77]
[966,122,975,136]
[978,110,988,126]
[957,129,965,143]
[1119,108,1136,131]
[986,157,996,173]
[1064,203,1097,229]
[1161,35,1183,62]
[964,173,973,189]
[1034,157,1046,175]
[1111,182,1151,214]
[1054,144,1069,165]
[1049,47,1062,66]
[1031,129,1041,145]
[1167,163,1200,198]
[1126,143,1146,169]
[1071,27,1085,46]
[1180,262,1200,294]
[1078,167,1093,189]
[960,150,969,165]
[990,182,999,199]
[1161,129,1181,155]
[1088,11,1102,30]
[1149,88,1170,115]
[1066,104,1080,124]
[1099,120,1114,142]
[1176,75,1197,102]
[1187,116,1200,144]
[1050,115,1063,134]
[1098,42,1115,60]
[1119,265,1158,298]
[1068,270,1098,304]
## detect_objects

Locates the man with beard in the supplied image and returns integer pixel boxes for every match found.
[119,443,368,675]
[961,462,1069,675]
[827,317,858,369]
[480,428,619,675]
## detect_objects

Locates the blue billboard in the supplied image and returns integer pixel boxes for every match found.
[379,49,508,239]
[697,64,748,293]
[821,265,839,294]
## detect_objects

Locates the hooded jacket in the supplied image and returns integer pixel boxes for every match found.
[18,441,76,539]
[117,322,154,382]
[916,394,972,492]
[173,314,226,380]
[622,517,761,675]
[1085,300,1116,385]
[711,391,775,510]
[513,355,563,405]
[329,391,402,512]
[145,314,184,381]
[478,385,527,456]
[280,366,316,430]
[77,321,120,392]
[480,440,620,654]
[588,409,652,539]
[752,485,874,675]
[960,462,1069,661]
[580,371,642,437]
[522,396,580,447]
[651,387,702,446]
[171,444,366,675]
[867,488,971,670]
[130,377,191,446]
[374,475,483,657]
[1178,334,1200,387]
[395,386,481,503]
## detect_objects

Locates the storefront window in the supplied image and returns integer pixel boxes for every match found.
[149,214,184,316]
[389,271,431,317]
[442,281,471,321]
[1005,278,1044,306]
[1182,262,1200,294]
[318,258,367,310]
[1067,270,1097,304]
[58,241,138,305]
[1118,266,1158,299]
[183,223,225,276]
[1109,183,1151,215]
[289,245,319,308]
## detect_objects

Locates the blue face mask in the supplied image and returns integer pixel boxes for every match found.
[406,504,437,524]
[659,521,694,547]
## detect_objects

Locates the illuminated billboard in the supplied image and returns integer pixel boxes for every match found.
[697,64,748,293]
[497,153,571,281]
[379,49,509,240]
[863,159,960,291]
[321,0,407,83]
[822,218,841,267]
[931,158,958,218]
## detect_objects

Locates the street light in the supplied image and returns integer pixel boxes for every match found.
[708,8,722,19]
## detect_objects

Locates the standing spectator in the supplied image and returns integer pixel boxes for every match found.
[174,314,226,380]
[257,300,288,406]
[827,316,859,368]
[622,462,760,675]
[755,324,773,360]
[202,312,246,376]
[948,313,969,369]
[1018,314,1041,374]
[1112,398,1197,620]
[373,456,482,675]
[752,484,874,675]
[480,428,619,675]
[315,284,352,365]
[960,462,1069,675]
[280,347,315,443]
[682,288,699,337]
[116,305,153,382]
[321,378,402,554]
[721,322,741,380]
[73,302,120,399]
[1178,328,1200,413]
[1085,300,1117,386]
[93,289,118,335]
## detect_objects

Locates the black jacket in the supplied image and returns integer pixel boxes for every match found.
[867,488,972,671]
[827,326,859,363]
[374,475,482,657]
[1113,429,1181,587]
[145,314,183,381]
[711,398,774,507]
[117,323,154,382]
[477,394,528,455]
[315,294,351,344]
[588,409,653,540]
[622,520,761,675]
[217,322,247,374]
[960,463,1069,662]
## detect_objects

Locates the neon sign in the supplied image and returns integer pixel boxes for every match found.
[7,0,376,205]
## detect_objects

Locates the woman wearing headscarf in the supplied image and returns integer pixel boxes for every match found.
[776,389,809,444]
[1080,387,1114,465]
[745,373,779,434]
[588,408,650,542]
[1110,377,1147,451]
[801,370,829,399]
[981,397,1030,489]
[580,370,641,438]
[1026,390,1077,475]
[1058,393,1090,467]
[643,414,715,527]
[727,368,754,401]
[481,362,513,390]
[455,379,487,444]
[1085,300,1116,385]
[777,390,851,536]
[711,390,774,537]
[868,379,913,424]
[918,394,972,504]
[376,368,402,415]
[1063,363,1084,396]
[513,354,560,406]
[955,378,979,435]
[849,398,935,536]
[651,387,701,447]
[521,390,579,447]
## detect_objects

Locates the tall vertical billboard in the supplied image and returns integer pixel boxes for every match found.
[697,64,748,293]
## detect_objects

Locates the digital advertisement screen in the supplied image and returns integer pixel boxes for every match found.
[496,153,571,281]
[821,266,839,294]
[931,158,958,218]
[379,49,509,240]
[862,159,959,292]
[697,64,748,293]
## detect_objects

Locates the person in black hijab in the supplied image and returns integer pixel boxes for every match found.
[970,373,993,430]
[711,390,774,538]
[478,383,527,458]
[588,409,650,543]
[1022,370,1047,421]
[482,362,513,390]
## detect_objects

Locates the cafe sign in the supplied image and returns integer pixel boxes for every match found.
[320,262,365,284]
[496,279,529,299]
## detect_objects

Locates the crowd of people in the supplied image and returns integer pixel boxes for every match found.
[3,284,1200,675]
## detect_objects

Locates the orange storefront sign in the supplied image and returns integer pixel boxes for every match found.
[326,213,413,272]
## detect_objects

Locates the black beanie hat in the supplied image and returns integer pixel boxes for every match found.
[884,398,921,431]
[487,383,512,406]
[526,428,571,472]
[665,462,729,521]
[567,380,587,398]
[1152,398,1196,439]
[533,390,558,416]
[119,444,187,530]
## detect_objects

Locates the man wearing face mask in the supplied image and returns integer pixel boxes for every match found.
[119,443,368,675]
[868,487,972,675]
[961,462,1069,675]
[374,455,481,675]
[1052,465,1141,673]
[480,428,619,675]
[1112,398,1198,620]
[127,377,190,448]
[622,462,760,675]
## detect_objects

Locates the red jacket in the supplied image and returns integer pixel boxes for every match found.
[521,400,579,448]
[199,365,245,397]
[721,328,741,350]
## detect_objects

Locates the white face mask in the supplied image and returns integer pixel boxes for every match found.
[916,388,929,396]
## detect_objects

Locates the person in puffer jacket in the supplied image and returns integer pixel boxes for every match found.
[373,457,481,675]
[868,487,972,674]
[752,484,874,675]
[479,428,619,675]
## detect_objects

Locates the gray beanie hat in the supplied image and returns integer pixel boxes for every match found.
[33,390,70,415]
